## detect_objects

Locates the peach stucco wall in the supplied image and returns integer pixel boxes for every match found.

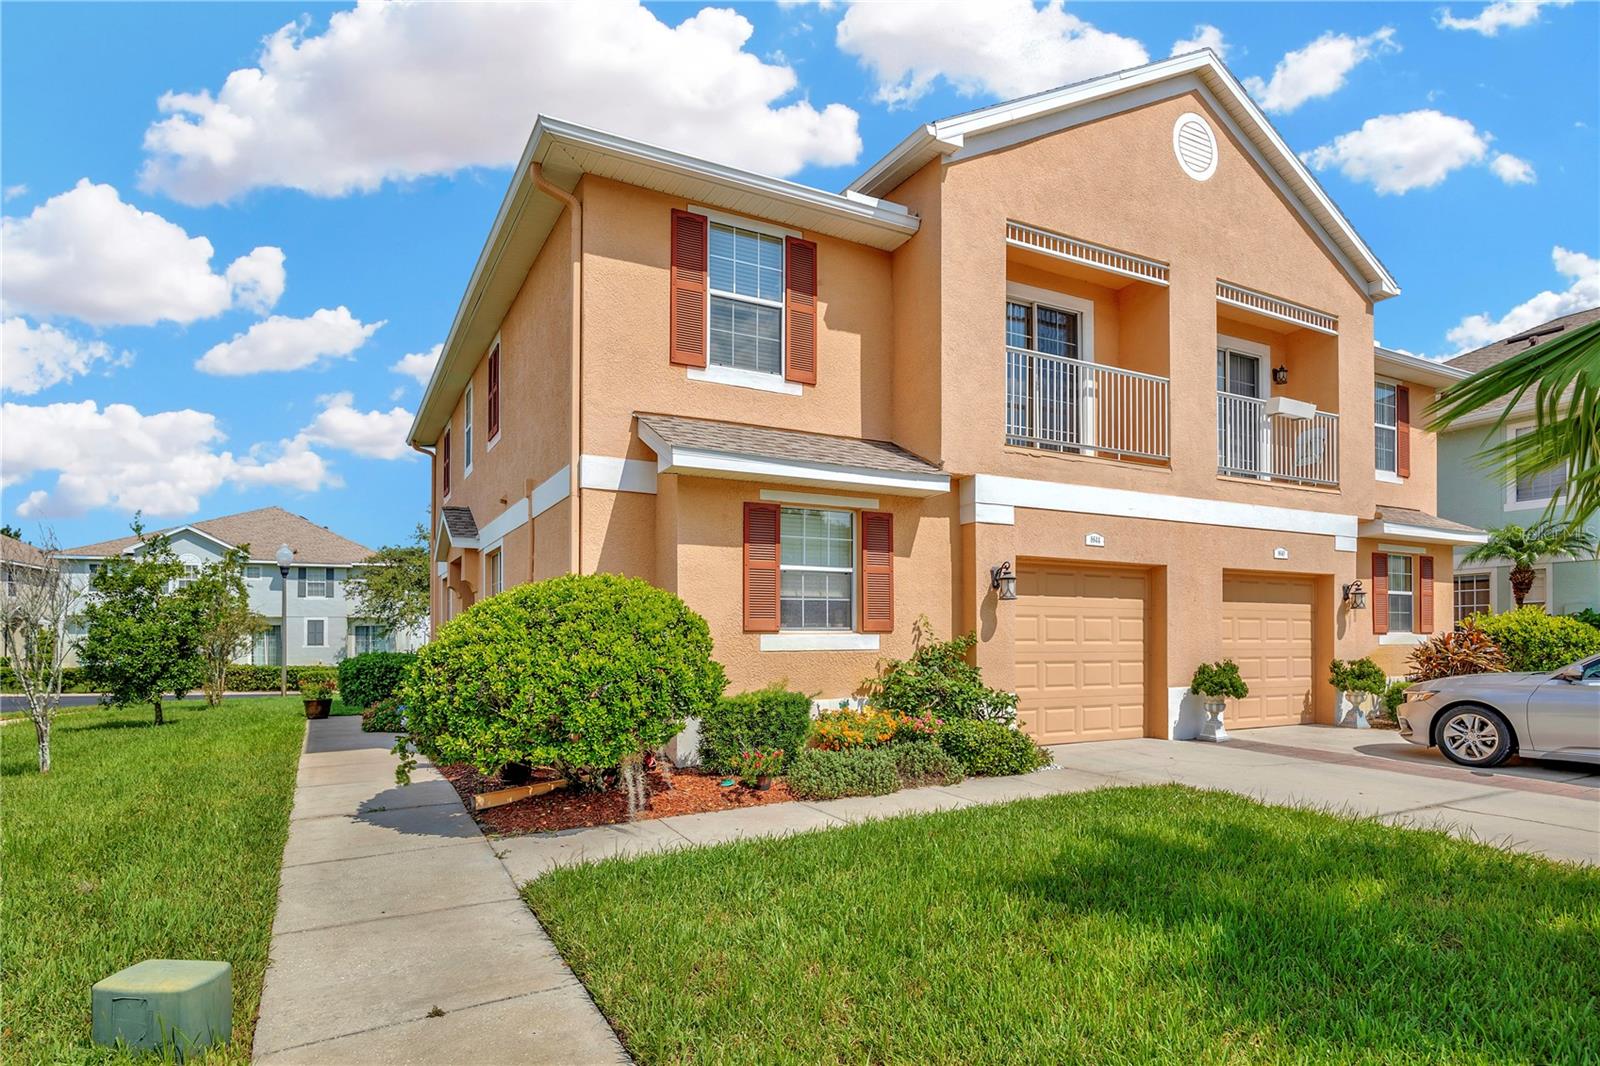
[1374,378,1442,513]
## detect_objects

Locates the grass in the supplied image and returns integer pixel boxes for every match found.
[525,786,1600,1065]
[2,697,306,1064]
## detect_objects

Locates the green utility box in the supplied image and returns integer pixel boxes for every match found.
[92,959,231,1058]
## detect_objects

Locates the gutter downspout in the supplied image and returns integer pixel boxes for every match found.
[531,162,583,576]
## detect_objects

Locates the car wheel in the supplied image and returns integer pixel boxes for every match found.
[1436,705,1513,768]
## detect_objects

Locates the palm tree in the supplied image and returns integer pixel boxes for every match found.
[1461,522,1598,607]
[1429,319,1600,527]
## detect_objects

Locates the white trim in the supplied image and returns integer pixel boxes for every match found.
[303,617,328,649]
[1172,111,1218,181]
[1004,221,1169,286]
[481,542,505,597]
[1006,283,1096,364]
[688,204,800,241]
[1374,346,1467,389]
[1360,520,1488,546]
[1217,281,1338,335]
[578,456,655,495]
[434,517,480,557]
[686,364,802,396]
[462,383,475,478]
[532,465,574,514]
[1217,333,1270,361]
[436,562,449,578]
[760,632,880,653]
[478,496,530,546]
[760,488,880,509]
[1335,535,1357,552]
[1375,470,1403,484]
[485,332,503,452]
[1451,568,1498,618]
[637,422,949,497]
[1379,632,1427,646]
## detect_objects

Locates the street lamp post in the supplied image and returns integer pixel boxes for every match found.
[276,543,294,696]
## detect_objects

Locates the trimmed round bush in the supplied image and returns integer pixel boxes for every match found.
[937,719,1050,777]
[699,685,813,774]
[1476,607,1600,672]
[338,652,418,710]
[786,747,899,800]
[404,574,726,781]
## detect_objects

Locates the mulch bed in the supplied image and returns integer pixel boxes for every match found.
[440,761,796,836]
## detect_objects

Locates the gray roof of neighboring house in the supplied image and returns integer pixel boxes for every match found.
[636,413,944,475]
[1371,506,1483,535]
[440,506,479,541]
[0,533,51,570]
[60,506,376,565]
[1445,306,1600,374]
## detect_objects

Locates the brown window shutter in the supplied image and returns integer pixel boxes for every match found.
[1371,552,1389,635]
[669,209,708,368]
[442,428,451,498]
[1419,554,1434,632]
[1395,386,1411,478]
[743,502,780,632]
[859,511,894,633]
[784,236,818,385]
[487,345,500,438]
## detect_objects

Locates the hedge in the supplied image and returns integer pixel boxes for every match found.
[338,652,418,711]
[698,685,812,773]
[1475,607,1600,673]
[937,719,1050,777]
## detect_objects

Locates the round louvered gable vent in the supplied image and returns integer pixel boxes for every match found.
[1172,112,1218,181]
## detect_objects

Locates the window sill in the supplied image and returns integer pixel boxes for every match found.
[760,632,880,652]
[1379,632,1427,646]
[688,364,801,396]
[1375,470,1403,484]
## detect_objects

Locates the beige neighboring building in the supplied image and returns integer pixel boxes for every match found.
[407,50,1484,744]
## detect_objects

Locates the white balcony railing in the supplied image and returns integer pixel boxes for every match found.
[1216,392,1339,487]
[1005,347,1170,462]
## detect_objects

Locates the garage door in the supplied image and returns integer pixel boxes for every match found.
[1221,574,1315,728]
[1014,565,1147,745]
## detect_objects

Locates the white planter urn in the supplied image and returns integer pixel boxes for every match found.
[1337,691,1373,729]
[1197,698,1230,742]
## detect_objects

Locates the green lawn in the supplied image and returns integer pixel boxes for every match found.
[525,786,1600,1065]
[1,697,305,1064]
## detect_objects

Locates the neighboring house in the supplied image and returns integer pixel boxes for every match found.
[408,49,1483,744]
[1440,307,1600,618]
[58,507,423,666]
[1,532,53,609]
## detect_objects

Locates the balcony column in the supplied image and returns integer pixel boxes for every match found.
[1165,266,1223,493]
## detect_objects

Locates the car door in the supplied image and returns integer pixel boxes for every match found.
[1526,657,1600,760]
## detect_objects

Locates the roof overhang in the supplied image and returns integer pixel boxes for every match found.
[407,118,920,450]
[1358,518,1488,546]
[434,517,480,560]
[849,49,1400,303]
[1374,347,1469,389]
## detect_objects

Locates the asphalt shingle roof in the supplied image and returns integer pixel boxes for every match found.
[0,533,51,570]
[1372,506,1483,535]
[440,506,479,541]
[60,506,376,565]
[1445,306,1600,374]
[636,413,943,475]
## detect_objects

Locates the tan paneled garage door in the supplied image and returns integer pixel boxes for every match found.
[1221,573,1316,728]
[1014,565,1148,745]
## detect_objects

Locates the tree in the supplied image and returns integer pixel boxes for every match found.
[346,522,429,636]
[1460,522,1599,607]
[0,523,24,541]
[182,546,264,707]
[1,531,73,772]
[78,520,204,725]
[1430,319,1600,526]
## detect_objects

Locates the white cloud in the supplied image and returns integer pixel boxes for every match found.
[139,0,861,205]
[2,318,128,395]
[224,246,287,313]
[1170,24,1230,60]
[3,184,26,202]
[390,343,442,387]
[1,400,337,517]
[1243,27,1398,114]
[1439,0,1573,36]
[196,307,383,376]
[1489,151,1536,185]
[835,0,1148,108]
[1304,109,1493,194]
[296,391,415,460]
[1446,247,1599,352]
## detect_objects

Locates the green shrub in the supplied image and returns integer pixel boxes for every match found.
[2,663,95,693]
[1569,607,1600,633]
[338,652,418,710]
[299,675,336,700]
[403,574,725,784]
[785,747,899,800]
[222,664,335,692]
[892,740,964,787]
[1329,658,1387,697]
[937,719,1049,777]
[1477,606,1600,672]
[1381,681,1410,718]
[871,622,1018,723]
[362,697,406,733]
[699,685,812,773]
[1189,660,1248,700]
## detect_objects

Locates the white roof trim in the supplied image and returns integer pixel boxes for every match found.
[848,50,1398,301]
[1358,519,1488,546]
[434,517,480,560]
[1373,346,1470,389]
[637,423,949,498]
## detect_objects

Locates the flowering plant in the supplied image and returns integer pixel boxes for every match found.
[299,676,337,700]
[892,710,944,741]
[731,748,785,784]
[810,708,898,750]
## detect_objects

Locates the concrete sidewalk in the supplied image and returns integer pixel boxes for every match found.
[252,717,626,1065]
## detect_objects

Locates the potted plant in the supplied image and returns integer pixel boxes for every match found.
[1328,658,1386,729]
[731,748,785,790]
[1189,660,1248,742]
[300,676,336,720]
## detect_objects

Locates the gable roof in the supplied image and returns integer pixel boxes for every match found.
[1445,306,1600,374]
[849,49,1399,302]
[60,507,376,565]
[0,533,51,570]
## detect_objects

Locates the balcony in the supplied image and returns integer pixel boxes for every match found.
[1005,346,1170,463]
[1216,393,1339,487]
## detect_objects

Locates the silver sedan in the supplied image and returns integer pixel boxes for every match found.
[1399,655,1600,768]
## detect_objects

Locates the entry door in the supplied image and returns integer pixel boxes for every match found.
[1217,348,1263,474]
[1008,301,1084,451]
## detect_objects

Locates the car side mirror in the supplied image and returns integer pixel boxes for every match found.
[1554,669,1582,683]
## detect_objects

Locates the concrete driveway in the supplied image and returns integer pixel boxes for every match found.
[1048,724,1599,865]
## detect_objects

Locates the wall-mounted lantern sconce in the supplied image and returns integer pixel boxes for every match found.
[1272,364,1289,385]
[1342,579,1366,610]
[990,561,1017,601]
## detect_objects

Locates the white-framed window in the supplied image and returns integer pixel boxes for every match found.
[1453,572,1492,624]
[246,564,266,581]
[1523,568,1549,609]
[1510,425,1567,504]
[175,555,202,590]
[439,576,450,622]
[304,618,327,648]
[253,625,282,666]
[353,623,391,655]
[779,507,854,631]
[463,384,475,476]
[300,566,335,598]
[1388,554,1414,633]
[1374,381,1398,475]
[708,220,784,377]
[486,548,504,596]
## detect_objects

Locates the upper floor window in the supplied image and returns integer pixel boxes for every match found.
[779,507,853,631]
[1007,299,1080,358]
[246,564,266,582]
[487,344,500,441]
[1512,426,1567,503]
[442,427,452,498]
[175,556,201,591]
[463,385,475,475]
[1387,553,1414,633]
[1374,382,1398,474]
[708,222,783,376]
[300,566,335,598]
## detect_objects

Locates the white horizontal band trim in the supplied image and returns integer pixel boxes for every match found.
[760,489,880,509]
[579,456,657,494]
[1361,521,1488,546]
[968,474,1359,539]
[1334,535,1357,553]
[686,364,803,396]
[760,632,881,652]
[532,465,572,516]
[478,496,530,546]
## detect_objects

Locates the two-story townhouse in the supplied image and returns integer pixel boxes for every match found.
[410,50,1483,747]
[58,507,422,666]
[1439,307,1600,617]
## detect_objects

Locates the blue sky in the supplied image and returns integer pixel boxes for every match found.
[3,0,1596,553]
